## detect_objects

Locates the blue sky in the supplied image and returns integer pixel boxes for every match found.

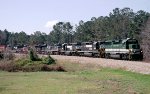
[0,0,149,35]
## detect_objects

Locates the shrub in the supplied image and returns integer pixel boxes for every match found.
[15,59,32,66]
[22,64,43,72]
[29,49,41,61]
[47,55,55,64]
[55,66,66,72]
[42,55,55,65]
[0,53,65,72]
[41,65,52,71]
[0,61,20,72]
[41,64,66,72]
[7,52,15,60]
[0,52,4,59]
[0,51,15,60]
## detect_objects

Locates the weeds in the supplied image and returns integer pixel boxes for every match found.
[41,64,66,72]
[29,49,41,61]
[42,55,56,65]
[0,54,65,72]
[0,51,15,60]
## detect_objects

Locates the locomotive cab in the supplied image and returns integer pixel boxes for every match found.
[125,38,143,60]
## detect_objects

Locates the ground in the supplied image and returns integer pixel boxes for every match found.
[0,70,150,94]
[50,55,150,74]
[0,54,150,94]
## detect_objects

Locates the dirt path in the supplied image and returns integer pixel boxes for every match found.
[50,55,150,74]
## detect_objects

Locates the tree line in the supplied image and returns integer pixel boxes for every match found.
[1,7,149,46]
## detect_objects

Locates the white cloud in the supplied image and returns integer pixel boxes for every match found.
[45,20,58,29]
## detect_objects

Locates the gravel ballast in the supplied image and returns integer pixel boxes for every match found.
[51,55,150,74]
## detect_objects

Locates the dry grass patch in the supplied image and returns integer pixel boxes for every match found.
[56,59,102,72]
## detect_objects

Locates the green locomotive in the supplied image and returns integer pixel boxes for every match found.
[99,38,143,60]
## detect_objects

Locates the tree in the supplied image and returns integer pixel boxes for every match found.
[75,20,97,42]
[108,8,134,39]
[17,31,28,45]
[0,30,4,44]
[133,10,150,42]
[30,31,46,45]
[0,29,10,45]
[63,22,73,43]
[141,17,150,61]
[3,29,11,45]
[74,20,85,42]
[29,48,40,61]
[48,22,73,44]
[53,22,64,43]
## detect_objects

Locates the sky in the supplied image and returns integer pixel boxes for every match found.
[0,0,149,35]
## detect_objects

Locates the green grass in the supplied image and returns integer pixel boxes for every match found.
[0,61,150,94]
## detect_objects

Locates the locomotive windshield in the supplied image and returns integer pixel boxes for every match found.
[126,39,140,49]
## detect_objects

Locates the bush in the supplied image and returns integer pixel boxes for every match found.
[41,64,66,72]
[0,51,15,60]
[0,53,65,72]
[0,58,65,72]
[29,49,41,61]
[55,66,66,72]
[15,59,32,66]
[22,64,43,72]
[0,61,20,72]
[0,61,66,72]
[42,55,55,65]
[0,52,4,59]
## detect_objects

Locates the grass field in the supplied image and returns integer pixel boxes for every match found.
[0,61,150,94]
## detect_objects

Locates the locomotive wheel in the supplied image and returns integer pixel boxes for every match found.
[120,54,123,59]
[105,53,110,59]
[127,54,132,60]
[69,52,72,56]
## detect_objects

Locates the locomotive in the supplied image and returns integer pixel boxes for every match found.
[48,38,143,60]
[100,38,143,60]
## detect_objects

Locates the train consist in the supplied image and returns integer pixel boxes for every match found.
[5,38,142,60]
[48,38,143,60]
